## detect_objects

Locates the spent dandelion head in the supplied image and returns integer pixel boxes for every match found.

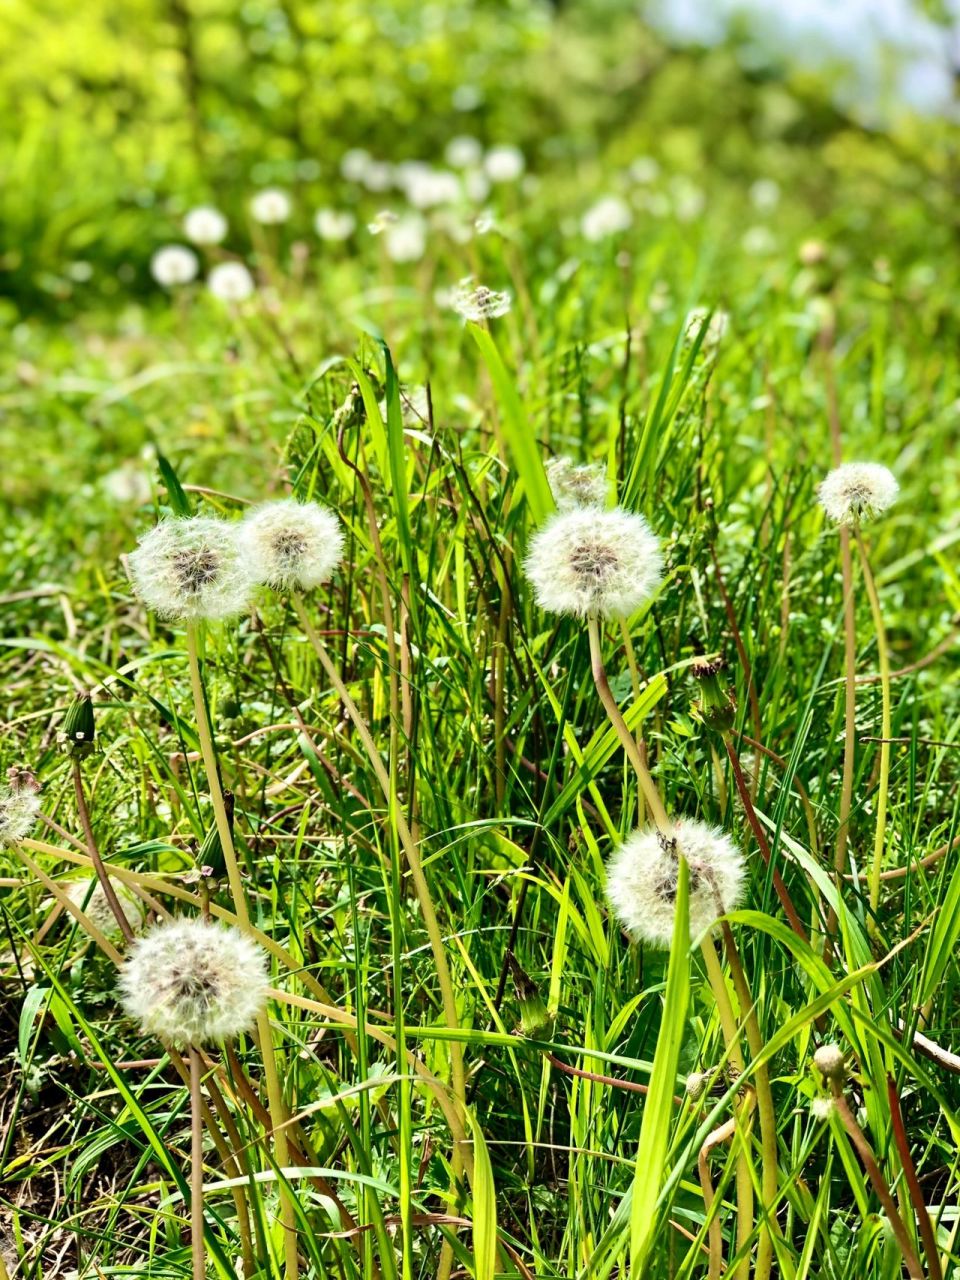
[545,457,609,511]
[63,875,145,937]
[238,499,344,592]
[150,245,199,288]
[0,779,41,848]
[451,277,512,322]
[817,462,898,525]
[524,506,661,619]
[606,818,746,947]
[183,206,228,246]
[127,517,253,622]
[119,917,269,1046]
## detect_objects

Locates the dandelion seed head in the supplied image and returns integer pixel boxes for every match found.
[207,261,255,302]
[62,875,145,937]
[524,506,661,619]
[810,1097,835,1121]
[0,783,40,847]
[127,517,253,622]
[385,213,427,263]
[150,245,199,288]
[401,167,462,209]
[813,1043,847,1082]
[581,195,633,242]
[545,457,609,511]
[183,206,228,246]
[451,278,512,322]
[341,148,371,182]
[484,145,525,183]
[606,818,745,948]
[314,209,356,241]
[119,918,269,1046]
[685,307,729,349]
[238,499,343,592]
[817,462,898,524]
[250,188,292,225]
[445,136,483,169]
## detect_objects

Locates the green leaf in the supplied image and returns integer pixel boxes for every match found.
[156,451,193,517]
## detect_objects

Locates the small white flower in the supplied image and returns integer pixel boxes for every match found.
[385,213,427,263]
[207,261,255,302]
[314,209,356,241]
[451,278,511,322]
[62,875,144,937]
[817,462,898,524]
[150,245,199,288]
[238,499,343,592]
[446,136,483,168]
[0,783,40,847]
[250,188,292,225]
[581,195,632,242]
[119,917,269,1046]
[545,457,608,510]
[606,819,745,947]
[524,506,661,619]
[127,517,254,622]
[183,206,228,246]
[484,145,525,183]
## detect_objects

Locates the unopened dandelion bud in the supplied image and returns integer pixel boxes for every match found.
[817,462,898,525]
[119,917,269,1047]
[59,692,96,758]
[813,1043,847,1084]
[524,506,661,619]
[238,499,344,593]
[691,656,736,734]
[127,517,254,622]
[606,819,745,947]
[0,777,41,847]
[508,957,554,1039]
[195,792,233,884]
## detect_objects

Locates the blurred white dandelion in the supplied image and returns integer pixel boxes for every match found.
[127,517,253,622]
[183,206,228,246]
[484,145,525,183]
[62,875,145,937]
[445,135,483,168]
[451,278,512,322]
[685,306,730,349]
[0,783,41,847]
[817,462,898,524]
[150,245,199,288]
[207,261,255,303]
[250,188,292,225]
[314,209,356,241]
[238,499,344,592]
[385,213,427,263]
[582,195,633,242]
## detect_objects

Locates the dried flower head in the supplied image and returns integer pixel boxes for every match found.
[817,462,898,524]
[238,499,344,592]
[524,506,661,619]
[207,261,255,302]
[119,917,269,1046]
[545,457,608,511]
[150,245,199,288]
[812,1043,847,1083]
[314,209,356,241]
[451,278,512,322]
[62,875,144,937]
[127,517,253,622]
[183,206,228,246]
[0,782,40,847]
[606,818,745,947]
[250,188,292,225]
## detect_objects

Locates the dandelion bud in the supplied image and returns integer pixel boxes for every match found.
[63,875,144,938]
[817,462,898,525]
[545,457,608,511]
[606,818,745,947]
[238,499,344,592]
[207,262,255,303]
[150,245,199,288]
[451,278,511,322]
[0,779,41,847]
[524,506,661,619]
[250,188,292,225]
[812,1043,847,1084]
[508,957,555,1039]
[691,656,736,734]
[119,917,269,1046]
[127,517,254,622]
[183,206,228,246]
[59,692,96,758]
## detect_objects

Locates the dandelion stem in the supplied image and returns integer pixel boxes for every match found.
[587,614,669,830]
[826,528,858,962]
[184,622,298,1280]
[290,594,469,1176]
[71,759,135,944]
[189,1046,206,1280]
[853,529,892,915]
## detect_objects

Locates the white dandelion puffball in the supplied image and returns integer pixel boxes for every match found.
[207,261,255,303]
[402,168,462,209]
[451,278,512,322]
[0,784,40,847]
[685,306,729,349]
[314,208,356,241]
[127,517,254,622]
[238,499,344,592]
[119,917,269,1046]
[340,148,371,182]
[582,195,632,242]
[445,135,483,168]
[183,206,228,246]
[63,875,144,937]
[385,213,427,263]
[250,187,292,225]
[546,457,608,510]
[606,819,746,947]
[150,245,199,288]
[484,145,525,183]
[524,506,661,618]
[817,462,899,525]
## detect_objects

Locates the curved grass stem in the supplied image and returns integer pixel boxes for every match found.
[189,1046,206,1280]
